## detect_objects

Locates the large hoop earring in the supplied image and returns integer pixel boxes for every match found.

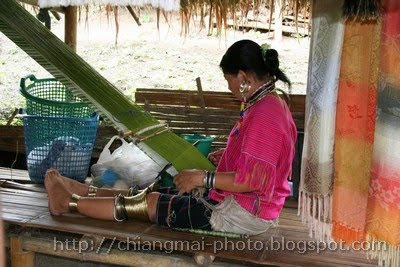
[236,82,247,137]
[239,81,246,93]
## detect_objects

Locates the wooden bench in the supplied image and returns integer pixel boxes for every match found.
[0,168,378,266]
[135,88,306,151]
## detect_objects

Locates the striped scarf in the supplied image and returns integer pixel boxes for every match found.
[300,0,400,265]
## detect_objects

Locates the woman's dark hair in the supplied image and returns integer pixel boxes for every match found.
[220,40,291,87]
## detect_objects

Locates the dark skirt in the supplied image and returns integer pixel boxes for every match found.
[155,187,219,230]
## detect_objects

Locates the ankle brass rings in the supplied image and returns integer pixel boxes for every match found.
[68,194,81,213]
[87,185,98,197]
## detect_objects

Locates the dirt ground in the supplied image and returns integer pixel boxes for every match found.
[0,8,309,122]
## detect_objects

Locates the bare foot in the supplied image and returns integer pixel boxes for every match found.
[45,170,72,215]
[46,169,89,196]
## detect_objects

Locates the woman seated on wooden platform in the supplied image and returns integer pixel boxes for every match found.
[45,39,297,235]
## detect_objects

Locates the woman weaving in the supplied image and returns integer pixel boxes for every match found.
[45,40,297,235]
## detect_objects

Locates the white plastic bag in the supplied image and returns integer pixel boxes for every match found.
[91,136,161,188]
[200,195,278,235]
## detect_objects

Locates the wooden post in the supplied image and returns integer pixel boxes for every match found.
[195,77,206,109]
[10,237,35,267]
[65,6,77,52]
[274,0,283,41]
[208,1,213,36]
[195,77,209,136]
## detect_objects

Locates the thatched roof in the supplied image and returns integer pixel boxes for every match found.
[38,0,180,11]
[19,0,381,42]
[21,0,313,35]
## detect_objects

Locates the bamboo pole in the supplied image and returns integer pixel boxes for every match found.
[64,6,77,51]
[126,6,141,26]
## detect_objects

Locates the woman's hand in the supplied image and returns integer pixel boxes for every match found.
[208,148,225,166]
[173,169,204,196]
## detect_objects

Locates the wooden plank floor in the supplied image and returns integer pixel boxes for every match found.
[0,168,378,266]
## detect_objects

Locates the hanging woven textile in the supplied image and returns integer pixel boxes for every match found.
[302,0,399,265]
[332,11,381,246]
[298,0,345,241]
[321,0,399,265]
[365,0,400,265]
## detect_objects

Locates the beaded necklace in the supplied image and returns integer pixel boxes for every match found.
[234,80,275,136]
[245,81,276,111]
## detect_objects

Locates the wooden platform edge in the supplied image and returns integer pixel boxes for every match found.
[4,233,201,267]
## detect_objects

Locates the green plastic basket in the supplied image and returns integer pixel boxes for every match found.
[181,134,214,157]
[19,74,93,118]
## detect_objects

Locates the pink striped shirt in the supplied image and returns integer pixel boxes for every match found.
[208,94,297,220]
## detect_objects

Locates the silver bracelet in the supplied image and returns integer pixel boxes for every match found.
[210,172,215,188]
[211,172,216,188]
[204,171,212,188]
[203,171,208,188]
[204,171,216,189]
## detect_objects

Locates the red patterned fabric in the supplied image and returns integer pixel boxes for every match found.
[209,94,297,220]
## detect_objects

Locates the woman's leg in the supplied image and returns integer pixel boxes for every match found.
[45,174,159,222]
[46,169,129,197]
[45,174,215,229]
